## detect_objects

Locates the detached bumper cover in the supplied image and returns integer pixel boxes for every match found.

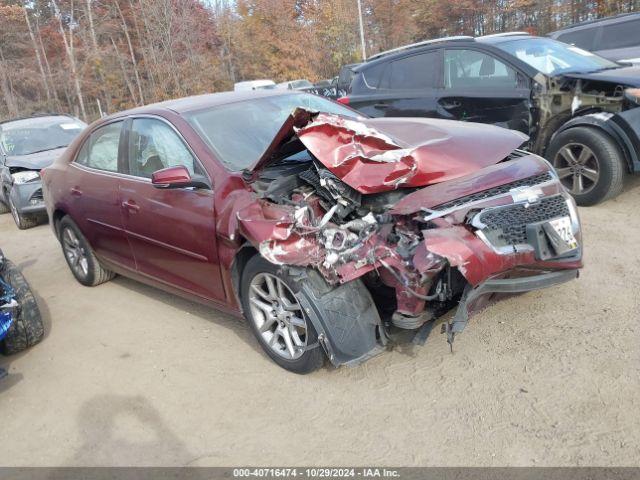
[442,268,580,348]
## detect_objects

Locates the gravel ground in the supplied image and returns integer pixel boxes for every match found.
[0,178,639,467]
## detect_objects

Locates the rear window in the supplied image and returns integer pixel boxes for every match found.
[556,28,596,51]
[381,51,439,90]
[599,19,640,50]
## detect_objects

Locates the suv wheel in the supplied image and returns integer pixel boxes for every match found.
[58,216,115,286]
[1,259,44,355]
[240,255,325,374]
[547,126,626,206]
[9,196,38,229]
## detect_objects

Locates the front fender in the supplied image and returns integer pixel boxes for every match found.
[554,111,640,173]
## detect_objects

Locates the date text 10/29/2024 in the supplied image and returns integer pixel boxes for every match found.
[233,468,400,478]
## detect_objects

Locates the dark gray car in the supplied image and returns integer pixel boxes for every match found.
[549,13,640,65]
[0,115,86,229]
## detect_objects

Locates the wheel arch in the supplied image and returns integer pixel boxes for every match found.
[553,113,636,173]
[230,240,259,307]
[52,209,68,239]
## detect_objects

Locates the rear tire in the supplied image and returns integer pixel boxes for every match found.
[1,259,44,355]
[58,216,115,287]
[241,255,325,374]
[0,201,9,215]
[547,126,626,206]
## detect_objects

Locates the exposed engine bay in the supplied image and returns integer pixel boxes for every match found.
[226,109,583,364]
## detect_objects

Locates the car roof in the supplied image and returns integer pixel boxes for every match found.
[355,33,536,71]
[550,12,640,34]
[110,89,300,118]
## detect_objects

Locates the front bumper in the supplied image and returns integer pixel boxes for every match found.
[9,180,46,216]
[442,268,579,347]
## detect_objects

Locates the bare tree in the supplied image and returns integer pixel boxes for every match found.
[52,0,87,120]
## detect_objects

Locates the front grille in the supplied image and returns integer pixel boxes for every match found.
[477,195,570,247]
[434,172,554,211]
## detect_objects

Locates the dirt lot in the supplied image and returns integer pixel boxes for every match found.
[0,179,639,467]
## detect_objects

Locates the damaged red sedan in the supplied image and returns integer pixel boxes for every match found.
[42,91,582,373]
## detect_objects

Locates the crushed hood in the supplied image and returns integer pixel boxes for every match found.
[561,65,640,87]
[5,147,67,170]
[251,109,528,194]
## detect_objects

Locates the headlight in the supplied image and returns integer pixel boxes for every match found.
[624,88,640,104]
[11,171,40,185]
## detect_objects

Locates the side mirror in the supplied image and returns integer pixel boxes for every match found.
[151,166,211,190]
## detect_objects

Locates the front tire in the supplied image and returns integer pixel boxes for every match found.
[240,255,325,374]
[547,126,626,206]
[1,259,44,355]
[9,196,38,229]
[58,216,115,287]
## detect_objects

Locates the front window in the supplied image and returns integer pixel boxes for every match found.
[185,93,360,171]
[0,116,86,156]
[496,37,618,75]
[445,49,517,89]
[128,118,204,178]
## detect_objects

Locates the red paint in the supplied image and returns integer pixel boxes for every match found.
[151,165,192,187]
[42,94,582,326]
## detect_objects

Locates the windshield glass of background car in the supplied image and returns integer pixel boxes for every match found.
[497,38,618,75]
[0,116,86,156]
[185,94,360,171]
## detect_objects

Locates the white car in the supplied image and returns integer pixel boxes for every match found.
[276,79,314,90]
[233,80,276,92]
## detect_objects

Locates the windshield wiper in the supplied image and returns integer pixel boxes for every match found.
[24,145,68,155]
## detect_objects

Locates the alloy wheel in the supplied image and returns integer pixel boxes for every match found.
[62,227,89,279]
[248,272,308,360]
[553,143,600,195]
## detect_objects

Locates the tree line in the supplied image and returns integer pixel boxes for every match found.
[0,0,638,121]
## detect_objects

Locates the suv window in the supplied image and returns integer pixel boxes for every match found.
[128,118,202,178]
[556,29,596,51]
[599,19,640,50]
[445,49,517,89]
[380,52,438,90]
[75,121,122,172]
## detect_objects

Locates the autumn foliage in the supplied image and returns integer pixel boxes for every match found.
[0,0,638,121]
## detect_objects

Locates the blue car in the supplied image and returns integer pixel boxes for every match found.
[0,249,43,360]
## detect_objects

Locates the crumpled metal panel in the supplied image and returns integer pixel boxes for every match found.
[295,112,529,194]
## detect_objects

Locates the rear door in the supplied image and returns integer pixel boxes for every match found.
[438,48,532,135]
[118,116,226,302]
[68,120,135,270]
[350,50,442,118]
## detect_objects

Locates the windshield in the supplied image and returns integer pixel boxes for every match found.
[0,116,86,156]
[185,93,360,171]
[496,37,619,75]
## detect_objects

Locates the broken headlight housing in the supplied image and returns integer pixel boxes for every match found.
[11,171,40,185]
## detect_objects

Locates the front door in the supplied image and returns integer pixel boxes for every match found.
[119,117,225,302]
[438,48,532,135]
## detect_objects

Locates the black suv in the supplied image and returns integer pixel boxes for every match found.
[339,33,640,205]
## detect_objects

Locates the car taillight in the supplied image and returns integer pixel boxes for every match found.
[337,96,350,105]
